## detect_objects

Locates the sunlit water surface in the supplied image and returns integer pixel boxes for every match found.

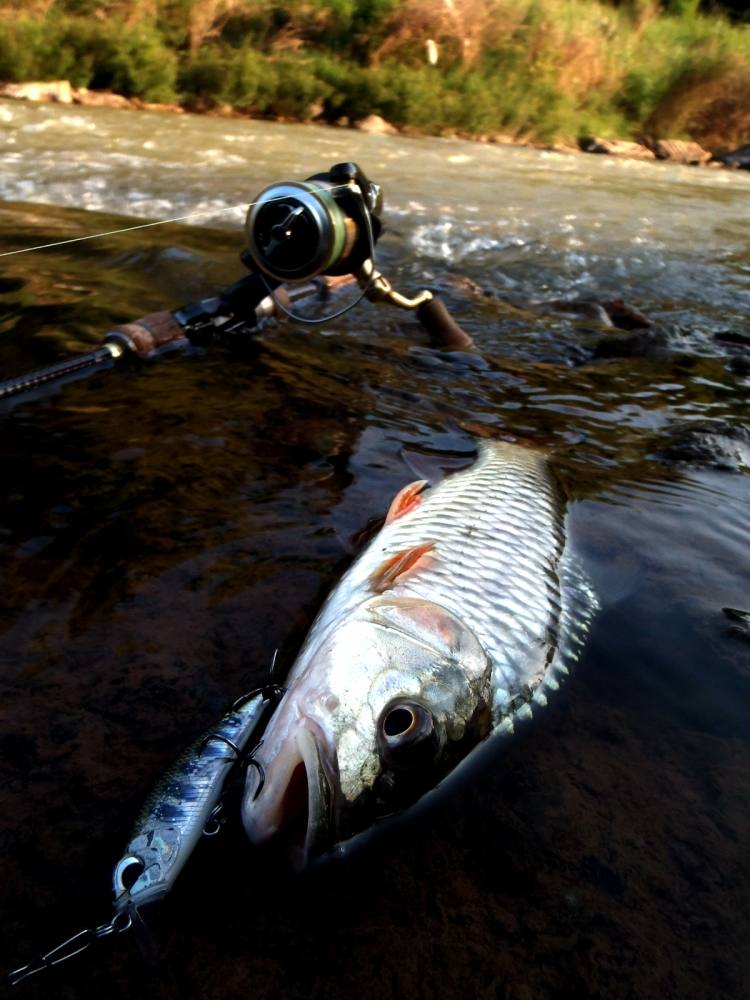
[1,99,749,1000]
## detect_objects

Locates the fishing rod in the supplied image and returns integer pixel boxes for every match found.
[0,161,471,403]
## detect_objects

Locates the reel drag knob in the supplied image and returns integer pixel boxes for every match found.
[245,182,355,282]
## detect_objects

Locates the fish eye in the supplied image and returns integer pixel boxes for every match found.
[383,706,417,737]
[377,700,440,769]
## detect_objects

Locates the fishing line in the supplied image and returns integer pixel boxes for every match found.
[0,183,352,258]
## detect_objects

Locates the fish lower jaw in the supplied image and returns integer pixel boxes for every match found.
[242,730,332,871]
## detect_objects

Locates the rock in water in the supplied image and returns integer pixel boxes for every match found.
[647,139,712,166]
[354,114,398,135]
[0,81,73,104]
[716,144,750,170]
[579,137,655,160]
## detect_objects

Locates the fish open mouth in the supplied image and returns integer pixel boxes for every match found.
[242,727,334,870]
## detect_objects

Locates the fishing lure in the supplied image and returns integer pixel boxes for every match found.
[9,685,282,985]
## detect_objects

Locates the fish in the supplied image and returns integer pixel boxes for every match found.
[241,441,597,867]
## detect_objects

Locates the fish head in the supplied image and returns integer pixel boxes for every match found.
[242,596,493,868]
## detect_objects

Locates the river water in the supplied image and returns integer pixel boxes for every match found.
[1,99,749,1000]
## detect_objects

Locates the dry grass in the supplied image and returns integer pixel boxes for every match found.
[679,68,750,150]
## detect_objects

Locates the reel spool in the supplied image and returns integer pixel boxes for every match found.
[244,163,382,283]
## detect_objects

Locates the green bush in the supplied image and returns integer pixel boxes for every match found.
[266,58,330,119]
[0,19,47,82]
[0,1,749,146]
[178,48,232,105]
[0,15,177,101]
[227,49,276,111]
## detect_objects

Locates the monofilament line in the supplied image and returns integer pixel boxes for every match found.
[0,183,351,258]
[0,204,248,257]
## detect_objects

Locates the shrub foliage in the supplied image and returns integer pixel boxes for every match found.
[0,1,748,146]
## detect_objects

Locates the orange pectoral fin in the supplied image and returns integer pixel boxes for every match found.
[369,542,435,594]
[385,480,428,525]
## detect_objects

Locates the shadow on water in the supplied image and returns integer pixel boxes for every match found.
[1,199,749,1000]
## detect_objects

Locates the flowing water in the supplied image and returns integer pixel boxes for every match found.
[1,99,749,1000]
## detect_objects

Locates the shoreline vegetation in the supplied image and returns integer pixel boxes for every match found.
[1,1,749,165]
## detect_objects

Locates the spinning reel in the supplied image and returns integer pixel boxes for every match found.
[241,160,454,321]
[245,162,382,282]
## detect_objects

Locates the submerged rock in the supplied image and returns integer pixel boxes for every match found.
[593,328,671,360]
[715,144,750,170]
[728,354,750,376]
[598,298,653,330]
[714,331,750,375]
[534,299,614,327]
[660,420,750,471]
[723,608,750,643]
[535,297,654,332]
[714,330,750,348]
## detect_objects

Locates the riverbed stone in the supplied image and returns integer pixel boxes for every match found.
[579,136,655,159]
[599,298,653,330]
[0,80,73,103]
[593,327,671,360]
[715,144,750,170]
[73,88,133,109]
[647,139,712,165]
[133,98,185,115]
[535,299,615,327]
[660,420,750,471]
[534,297,655,332]
[354,114,398,135]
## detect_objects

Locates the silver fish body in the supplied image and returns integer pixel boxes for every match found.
[242,441,596,866]
[113,689,272,912]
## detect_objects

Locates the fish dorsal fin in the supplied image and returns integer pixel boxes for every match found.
[401,446,475,485]
[385,480,428,525]
[369,543,435,594]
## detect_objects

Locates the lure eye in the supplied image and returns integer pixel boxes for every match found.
[377,701,440,769]
[113,855,145,895]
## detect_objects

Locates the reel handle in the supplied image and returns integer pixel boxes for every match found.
[416,296,474,350]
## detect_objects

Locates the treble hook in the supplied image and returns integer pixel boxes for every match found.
[203,802,225,837]
[197,732,266,818]
[231,681,286,712]
[198,731,241,760]
[245,743,266,800]
[230,651,287,713]
[8,912,132,986]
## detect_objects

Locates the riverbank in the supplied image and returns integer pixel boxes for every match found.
[1,79,748,172]
[1,1,748,159]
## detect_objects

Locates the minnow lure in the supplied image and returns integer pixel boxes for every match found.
[9,685,281,985]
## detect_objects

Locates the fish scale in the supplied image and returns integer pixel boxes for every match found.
[290,440,587,724]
